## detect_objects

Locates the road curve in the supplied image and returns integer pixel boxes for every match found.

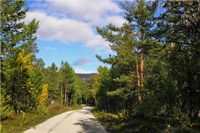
[24,107,108,133]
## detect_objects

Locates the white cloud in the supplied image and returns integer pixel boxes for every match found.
[26,11,109,51]
[25,0,126,52]
[74,67,96,74]
[106,16,126,27]
[47,0,121,25]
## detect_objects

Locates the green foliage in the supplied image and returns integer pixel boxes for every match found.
[59,61,76,106]
[28,58,45,106]
[44,63,59,103]
[94,0,200,130]
[95,66,112,111]
[92,110,198,133]
[0,0,86,116]
[96,0,161,115]
[1,0,199,131]
[43,61,89,107]
[0,0,39,113]
[85,77,98,105]
[156,0,200,125]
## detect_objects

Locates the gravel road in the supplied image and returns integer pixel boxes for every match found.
[24,107,108,133]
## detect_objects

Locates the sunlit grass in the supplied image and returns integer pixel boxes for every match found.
[92,109,199,133]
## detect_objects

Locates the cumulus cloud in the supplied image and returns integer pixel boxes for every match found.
[74,67,96,74]
[47,0,122,25]
[73,57,92,66]
[106,16,126,27]
[25,0,127,52]
[26,11,109,51]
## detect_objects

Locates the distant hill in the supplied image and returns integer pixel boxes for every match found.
[76,73,97,80]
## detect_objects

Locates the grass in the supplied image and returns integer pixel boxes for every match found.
[92,109,199,133]
[0,104,82,133]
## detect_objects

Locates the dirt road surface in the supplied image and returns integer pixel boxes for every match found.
[24,107,108,133]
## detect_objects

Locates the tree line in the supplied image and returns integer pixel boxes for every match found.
[1,0,199,129]
[0,0,89,114]
[90,0,200,128]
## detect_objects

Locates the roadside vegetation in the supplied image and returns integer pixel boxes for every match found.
[92,109,199,133]
[1,104,82,133]
[0,1,88,132]
[89,0,200,132]
[0,0,199,132]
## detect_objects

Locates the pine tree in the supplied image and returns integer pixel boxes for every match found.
[29,58,45,106]
[0,0,39,113]
[157,0,200,125]
[95,66,112,111]
[96,0,159,114]
[59,61,75,106]
[44,63,59,103]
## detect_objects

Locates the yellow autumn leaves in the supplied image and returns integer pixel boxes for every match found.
[38,84,48,106]
[17,49,33,71]
[17,50,49,107]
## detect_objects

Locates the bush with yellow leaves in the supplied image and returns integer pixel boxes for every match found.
[17,49,33,71]
[38,84,48,106]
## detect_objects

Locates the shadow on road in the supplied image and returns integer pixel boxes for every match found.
[73,108,107,133]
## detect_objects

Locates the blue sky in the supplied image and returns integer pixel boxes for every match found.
[25,0,125,73]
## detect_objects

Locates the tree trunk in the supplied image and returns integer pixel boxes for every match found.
[140,51,144,87]
[60,83,63,106]
[136,62,142,101]
[64,87,68,107]
[136,63,140,87]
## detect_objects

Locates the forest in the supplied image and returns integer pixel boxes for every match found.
[1,0,90,123]
[92,0,200,132]
[0,0,200,132]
